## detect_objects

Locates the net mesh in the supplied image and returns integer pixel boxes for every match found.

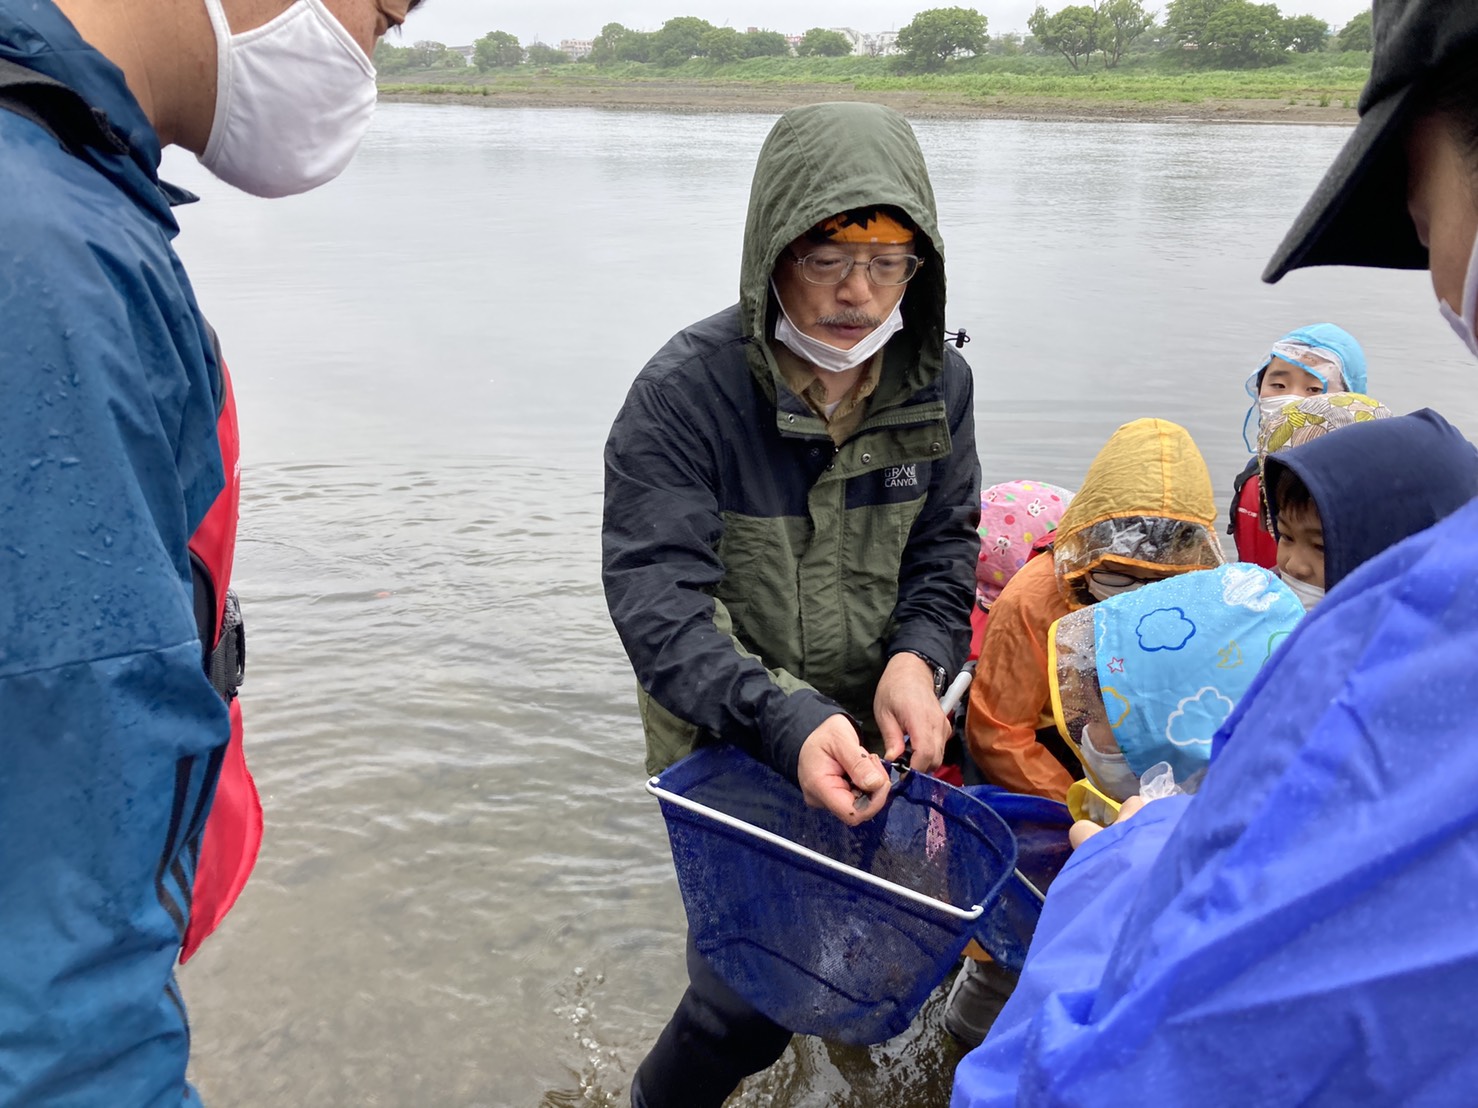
[650,745,1019,1044]
[961,786,1076,973]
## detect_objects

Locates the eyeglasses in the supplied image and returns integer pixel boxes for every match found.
[787,250,924,287]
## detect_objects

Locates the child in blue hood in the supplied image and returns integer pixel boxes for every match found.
[1230,324,1368,567]
[1047,563,1303,826]
[1266,409,1478,610]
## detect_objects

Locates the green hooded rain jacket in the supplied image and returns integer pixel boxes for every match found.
[602,102,981,781]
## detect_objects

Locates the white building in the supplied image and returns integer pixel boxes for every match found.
[560,39,593,60]
[862,31,901,56]
[788,28,901,57]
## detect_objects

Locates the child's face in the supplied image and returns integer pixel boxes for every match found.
[1276,503,1326,588]
[1260,357,1331,398]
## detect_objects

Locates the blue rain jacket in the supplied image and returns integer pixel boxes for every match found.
[953,491,1478,1107]
[0,2,224,1104]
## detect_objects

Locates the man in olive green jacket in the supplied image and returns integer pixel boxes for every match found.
[602,102,980,1106]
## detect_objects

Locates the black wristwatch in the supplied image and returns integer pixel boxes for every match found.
[895,648,947,696]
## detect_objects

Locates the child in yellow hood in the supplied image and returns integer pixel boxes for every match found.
[964,419,1224,801]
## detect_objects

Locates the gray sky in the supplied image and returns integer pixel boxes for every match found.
[400,2,1371,48]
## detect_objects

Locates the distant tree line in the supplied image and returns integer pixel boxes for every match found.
[1031,0,1373,70]
[588,20,854,66]
[374,3,1375,79]
[375,39,467,73]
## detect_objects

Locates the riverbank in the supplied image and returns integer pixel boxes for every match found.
[376,55,1368,126]
[380,77,1358,124]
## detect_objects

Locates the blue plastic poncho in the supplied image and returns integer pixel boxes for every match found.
[953,496,1478,1107]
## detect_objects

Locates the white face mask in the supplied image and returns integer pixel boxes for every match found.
[1259,394,1297,424]
[200,0,378,198]
[1438,227,1478,360]
[1279,569,1325,612]
[1078,725,1142,802]
[1243,394,1299,452]
[773,286,905,374]
[1085,576,1149,603]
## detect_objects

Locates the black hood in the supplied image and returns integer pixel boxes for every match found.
[1267,409,1478,590]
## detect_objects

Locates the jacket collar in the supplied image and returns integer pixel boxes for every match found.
[0,0,181,232]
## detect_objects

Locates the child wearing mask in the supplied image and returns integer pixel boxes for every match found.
[965,419,1224,802]
[1266,410,1478,611]
[1230,324,1368,567]
[1047,563,1304,826]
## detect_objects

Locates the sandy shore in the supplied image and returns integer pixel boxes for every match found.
[379,79,1358,127]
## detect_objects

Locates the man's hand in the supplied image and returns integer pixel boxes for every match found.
[874,652,949,773]
[797,715,891,826]
[1069,794,1149,849]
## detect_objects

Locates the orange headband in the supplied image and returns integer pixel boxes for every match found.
[815,210,913,245]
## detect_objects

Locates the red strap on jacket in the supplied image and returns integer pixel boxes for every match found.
[1233,473,1279,570]
[181,362,262,963]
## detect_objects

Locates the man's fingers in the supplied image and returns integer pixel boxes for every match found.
[836,749,888,825]
[847,750,887,793]
[877,714,906,763]
[909,714,948,773]
[811,771,887,826]
[890,703,948,772]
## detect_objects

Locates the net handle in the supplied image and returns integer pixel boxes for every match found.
[647,778,986,924]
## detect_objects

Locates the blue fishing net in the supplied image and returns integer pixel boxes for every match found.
[648,745,1019,1045]
[963,786,1075,973]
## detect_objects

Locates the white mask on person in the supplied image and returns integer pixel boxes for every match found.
[1085,576,1149,603]
[1258,394,1297,425]
[1438,227,1478,360]
[1078,725,1142,802]
[1279,570,1325,612]
[200,0,378,198]
[773,285,905,374]
[1241,353,1343,451]
[1243,394,1300,452]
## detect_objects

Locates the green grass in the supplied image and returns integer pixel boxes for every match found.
[379,50,1372,107]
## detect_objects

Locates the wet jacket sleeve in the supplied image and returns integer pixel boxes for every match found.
[965,558,1076,801]
[0,117,222,1107]
[603,371,844,782]
[886,350,982,675]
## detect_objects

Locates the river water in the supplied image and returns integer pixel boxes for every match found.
[166,104,1477,1107]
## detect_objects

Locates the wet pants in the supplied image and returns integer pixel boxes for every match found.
[630,933,792,1108]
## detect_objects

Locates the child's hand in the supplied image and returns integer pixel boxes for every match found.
[1069,794,1149,849]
